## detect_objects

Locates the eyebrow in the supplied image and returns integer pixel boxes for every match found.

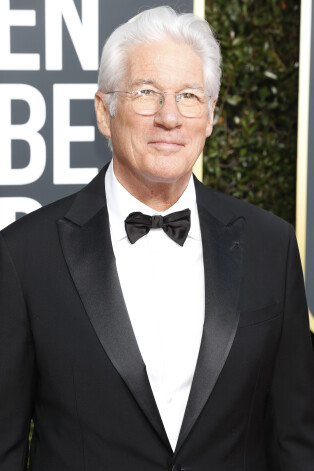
[129,79,205,91]
[130,79,156,88]
[182,83,205,90]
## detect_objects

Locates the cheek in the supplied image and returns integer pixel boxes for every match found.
[127,114,149,133]
[190,125,208,146]
[130,123,154,151]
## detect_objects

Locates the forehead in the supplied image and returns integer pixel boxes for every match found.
[124,39,205,90]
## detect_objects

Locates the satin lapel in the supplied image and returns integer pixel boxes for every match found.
[175,181,246,454]
[57,173,170,451]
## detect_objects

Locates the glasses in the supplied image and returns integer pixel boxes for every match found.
[105,88,211,118]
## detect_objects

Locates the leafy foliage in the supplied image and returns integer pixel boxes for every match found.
[204,0,300,224]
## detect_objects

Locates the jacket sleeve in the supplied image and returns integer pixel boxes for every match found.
[266,224,314,470]
[0,233,36,470]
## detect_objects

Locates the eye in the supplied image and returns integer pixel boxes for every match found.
[137,89,156,97]
[180,92,199,101]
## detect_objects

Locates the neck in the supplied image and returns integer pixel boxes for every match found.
[112,161,191,212]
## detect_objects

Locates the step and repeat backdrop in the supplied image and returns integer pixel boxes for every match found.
[0,0,313,331]
[0,0,193,229]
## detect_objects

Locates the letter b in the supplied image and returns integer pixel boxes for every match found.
[0,84,46,185]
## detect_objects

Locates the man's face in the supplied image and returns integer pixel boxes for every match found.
[96,39,215,186]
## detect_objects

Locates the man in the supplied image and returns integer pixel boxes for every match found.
[0,6,314,471]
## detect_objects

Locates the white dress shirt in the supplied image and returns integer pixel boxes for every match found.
[105,160,205,450]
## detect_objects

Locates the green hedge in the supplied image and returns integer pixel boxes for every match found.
[204,0,300,225]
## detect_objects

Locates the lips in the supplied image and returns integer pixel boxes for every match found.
[148,140,185,146]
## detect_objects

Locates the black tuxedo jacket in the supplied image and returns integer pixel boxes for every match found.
[1,164,314,471]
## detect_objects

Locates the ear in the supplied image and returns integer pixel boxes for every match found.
[94,92,111,138]
[205,99,217,138]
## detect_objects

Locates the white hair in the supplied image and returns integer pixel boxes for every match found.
[97,6,221,148]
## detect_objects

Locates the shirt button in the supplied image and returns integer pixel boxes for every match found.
[166,397,172,404]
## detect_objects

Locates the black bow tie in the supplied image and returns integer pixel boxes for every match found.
[125,208,191,246]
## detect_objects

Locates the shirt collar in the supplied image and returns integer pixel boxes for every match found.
[105,159,201,242]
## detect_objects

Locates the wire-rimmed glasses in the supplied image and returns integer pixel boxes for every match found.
[105,88,211,118]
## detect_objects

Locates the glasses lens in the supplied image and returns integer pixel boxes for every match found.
[131,89,208,117]
[177,92,204,118]
[132,90,159,116]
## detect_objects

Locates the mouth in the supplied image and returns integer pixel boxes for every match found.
[148,140,185,149]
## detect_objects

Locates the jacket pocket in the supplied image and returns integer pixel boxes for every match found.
[238,302,281,328]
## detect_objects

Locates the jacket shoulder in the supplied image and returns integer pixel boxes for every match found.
[1,192,78,248]
[195,179,292,251]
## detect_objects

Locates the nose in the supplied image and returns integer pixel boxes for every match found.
[153,93,183,129]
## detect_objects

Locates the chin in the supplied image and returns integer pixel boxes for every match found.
[141,165,190,185]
